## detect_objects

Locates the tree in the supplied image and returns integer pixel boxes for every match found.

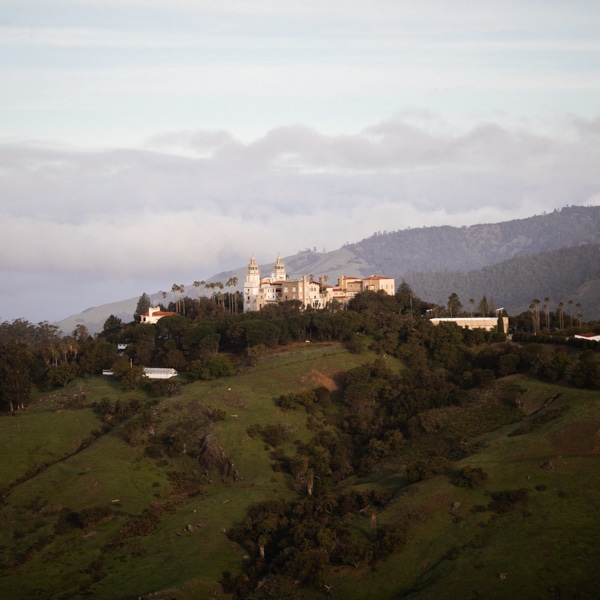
[193,280,205,301]
[189,354,235,380]
[469,298,475,317]
[558,301,565,330]
[102,315,123,337]
[45,363,79,389]
[179,284,186,315]
[530,298,541,333]
[231,277,239,313]
[72,323,90,342]
[447,292,462,317]
[171,284,181,314]
[205,282,216,302]
[396,281,416,315]
[134,293,152,321]
[543,297,550,330]
[568,299,574,326]
[0,341,32,413]
[478,296,489,317]
[568,350,600,389]
[119,365,148,391]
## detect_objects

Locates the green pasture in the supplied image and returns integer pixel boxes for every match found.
[0,345,387,599]
[1,347,599,599]
[334,381,600,599]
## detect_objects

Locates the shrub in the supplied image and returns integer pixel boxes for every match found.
[487,489,528,514]
[247,423,263,438]
[452,466,489,489]
[262,424,292,447]
[189,354,236,380]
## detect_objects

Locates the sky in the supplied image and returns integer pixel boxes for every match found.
[1,0,600,324]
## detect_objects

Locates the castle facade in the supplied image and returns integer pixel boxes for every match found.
[243,255,395,313]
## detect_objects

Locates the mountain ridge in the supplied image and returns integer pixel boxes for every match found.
[57,205,600,333]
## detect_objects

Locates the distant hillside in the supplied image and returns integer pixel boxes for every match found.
[350,204,600,275]
[405,243,600,319]
[58,205,600,333]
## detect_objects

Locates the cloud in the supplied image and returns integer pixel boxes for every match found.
[1,115,599,322]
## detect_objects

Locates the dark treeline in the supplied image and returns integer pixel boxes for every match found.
[0,285,426,408]
[406,243,600,319]
[1,280,600,415]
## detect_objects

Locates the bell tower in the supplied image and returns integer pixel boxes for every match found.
[243,255,261,312]
[271,254,286,281]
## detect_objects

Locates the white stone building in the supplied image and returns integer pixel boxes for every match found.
[243,255,395,313]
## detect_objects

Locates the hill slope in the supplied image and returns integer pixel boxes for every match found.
[1,346,599,599]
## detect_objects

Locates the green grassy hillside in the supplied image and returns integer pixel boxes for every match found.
[1,344,599,599]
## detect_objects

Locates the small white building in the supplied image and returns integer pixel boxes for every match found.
[574,333,600,343]
[143,367,179,379]
[140,306,177,324]
[430,317,508,332]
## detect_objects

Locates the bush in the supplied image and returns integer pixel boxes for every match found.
[487,489,528,514]
[262,424,292,447]
[452,466,488,489]
[247,423,263,438]
[189,354,236,380]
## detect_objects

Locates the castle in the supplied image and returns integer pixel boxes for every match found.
[243,255,395,312]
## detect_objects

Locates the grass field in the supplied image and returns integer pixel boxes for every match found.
[1,345,599,599]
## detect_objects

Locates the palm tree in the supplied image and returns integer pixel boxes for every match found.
[231,276,239,313]
[193,280,205,302]
[543,297,550,330]
[568,299,574,326]
[216,282,224,307]
[205,282,216,302]
[469,298,474,317]
[558,302,564,330]
[225,278,233,313]
[171,284,180,313]
[529,300,541,333]
[180,284,186,315]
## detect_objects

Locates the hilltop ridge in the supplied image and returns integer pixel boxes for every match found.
[57,205,600,334]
